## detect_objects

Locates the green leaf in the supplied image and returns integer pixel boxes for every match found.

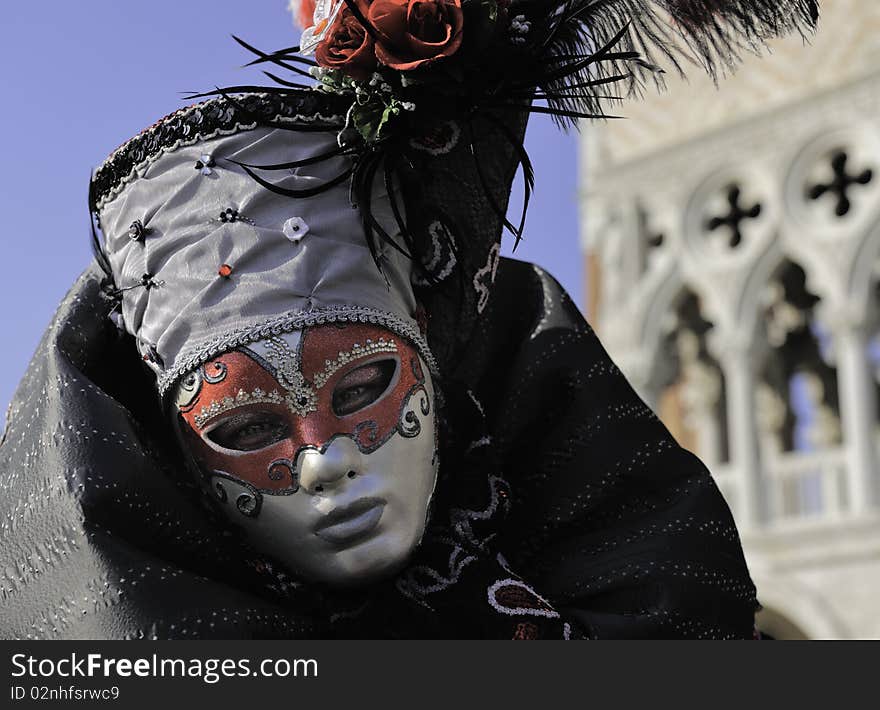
[351,102,385,143]
[378,105,396,138]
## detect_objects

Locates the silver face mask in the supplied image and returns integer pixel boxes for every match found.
[173,322,439,586]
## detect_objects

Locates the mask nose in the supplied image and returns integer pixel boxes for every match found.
[297,438,362,494]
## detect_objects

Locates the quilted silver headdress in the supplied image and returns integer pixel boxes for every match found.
[93,94,434,397]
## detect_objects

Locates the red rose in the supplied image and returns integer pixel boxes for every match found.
[368,0,464,72]
[315,0,378,80]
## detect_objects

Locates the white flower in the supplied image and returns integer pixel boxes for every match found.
[283,216,310,243]
[510,14,532,43]
[299,0,344,55]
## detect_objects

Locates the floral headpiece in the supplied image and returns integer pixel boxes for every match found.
[90,0,820,380]
[196,1,819,253]
[290,0,818,142]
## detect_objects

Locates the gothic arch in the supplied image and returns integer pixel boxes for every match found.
[643,284,730,465]
[639,267,687,358]
[753,257,841,455]
[734,233,787,346]
[846,208,880,317]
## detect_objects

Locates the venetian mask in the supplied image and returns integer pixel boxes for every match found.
[172,322,439,586]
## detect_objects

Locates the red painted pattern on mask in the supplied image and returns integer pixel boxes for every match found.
[177,323,426,493]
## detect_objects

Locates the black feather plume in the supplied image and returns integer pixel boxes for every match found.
[515,0,819,128]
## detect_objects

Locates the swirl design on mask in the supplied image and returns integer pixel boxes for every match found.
[176,368,204,410]
[267,459,300,493]
[210,470,264,519]
[398,359,431,439]
[203,361,228,384]
[354,420,380,447]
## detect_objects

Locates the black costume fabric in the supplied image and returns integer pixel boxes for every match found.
[0,258,756,639]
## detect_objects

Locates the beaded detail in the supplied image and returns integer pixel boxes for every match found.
[157,305,437,397]
[93,92,349,209]
[312,338,398,389]
[192,335,318,427]
[219,208,241,223]
[262,336,318,417]
[194,387,287,429]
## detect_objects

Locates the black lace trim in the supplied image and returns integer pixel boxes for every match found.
[93,90,348,208]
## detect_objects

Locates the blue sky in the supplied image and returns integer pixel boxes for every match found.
[0,2,582,425]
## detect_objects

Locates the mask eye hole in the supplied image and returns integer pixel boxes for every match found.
[204,411,290,452]
[332,359,396,417]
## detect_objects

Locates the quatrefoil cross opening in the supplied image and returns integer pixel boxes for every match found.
[806,150,874,218]
[704,184,762,250]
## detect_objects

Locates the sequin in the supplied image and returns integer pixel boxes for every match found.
[93,93,349,210]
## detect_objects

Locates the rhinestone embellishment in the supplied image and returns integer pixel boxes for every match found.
[195,153,215,175]
[128,219,147,242]
[216,207,254,226]
[263,336,318,417]
[194,388,286,429]
[312,338,398,389]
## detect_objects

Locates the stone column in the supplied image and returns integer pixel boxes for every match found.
[833,320,878,514]
[713,334,766,529]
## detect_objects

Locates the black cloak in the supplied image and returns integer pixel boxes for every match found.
[0,257,757,639]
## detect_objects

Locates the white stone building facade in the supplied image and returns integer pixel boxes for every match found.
[580,1,880,639]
